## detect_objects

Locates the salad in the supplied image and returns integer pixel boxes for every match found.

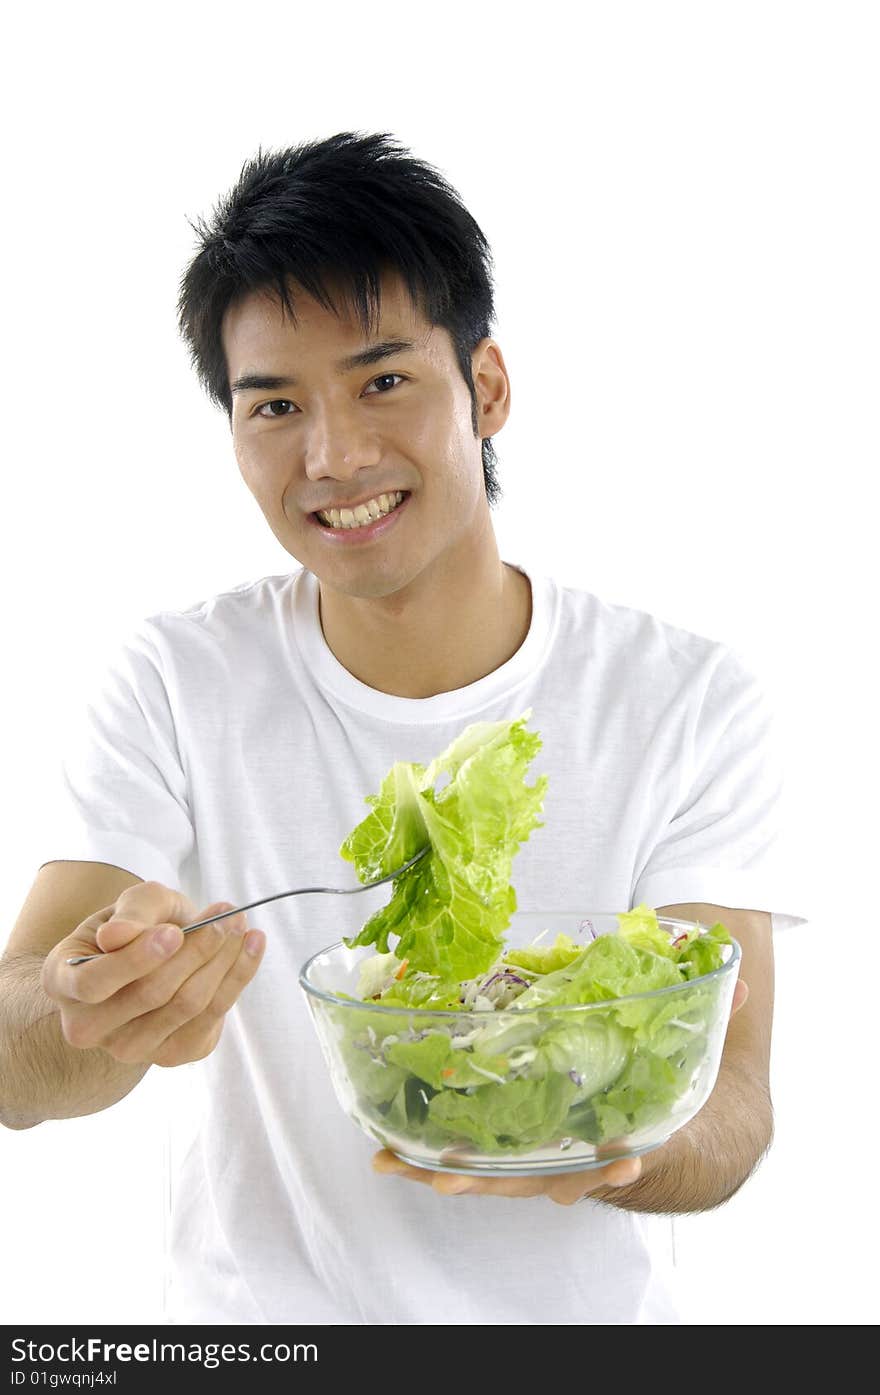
[325,711,733,1157]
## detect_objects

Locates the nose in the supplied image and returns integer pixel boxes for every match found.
[303,401,382,483]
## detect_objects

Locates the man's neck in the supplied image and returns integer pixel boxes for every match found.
[316,544,532,700]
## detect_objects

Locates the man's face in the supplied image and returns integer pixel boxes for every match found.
[222,270,504,601]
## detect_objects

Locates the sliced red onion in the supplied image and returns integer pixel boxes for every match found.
[481,969,530,993]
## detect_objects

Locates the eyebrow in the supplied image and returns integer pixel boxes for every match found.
[230,338,419,395]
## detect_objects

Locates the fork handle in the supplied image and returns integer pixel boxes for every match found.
[179,882,366,934]
[65,847,428,965]
[65,885,371,966]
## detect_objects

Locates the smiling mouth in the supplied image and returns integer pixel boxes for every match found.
[313,491,407,530]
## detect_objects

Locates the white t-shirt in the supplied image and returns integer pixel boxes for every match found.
[43,562,807,1325]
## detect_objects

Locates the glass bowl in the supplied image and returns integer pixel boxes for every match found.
[298,911,741,1176]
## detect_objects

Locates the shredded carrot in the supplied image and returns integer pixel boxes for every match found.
[394,958,409,980]
[441,1067,455,1078]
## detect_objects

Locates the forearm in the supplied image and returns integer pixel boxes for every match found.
[0,953,149,1129]
[590,1057,774,1216]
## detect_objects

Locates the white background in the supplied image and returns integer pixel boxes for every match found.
[1,0,877,1326]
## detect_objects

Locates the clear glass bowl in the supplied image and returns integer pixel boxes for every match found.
[299,911,741,1176]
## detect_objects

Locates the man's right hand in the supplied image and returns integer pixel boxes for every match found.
[40,882,266,1067]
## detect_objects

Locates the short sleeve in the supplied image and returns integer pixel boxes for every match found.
[40,624,195,890]
[631,646,808,932]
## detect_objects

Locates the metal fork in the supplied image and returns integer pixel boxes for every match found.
[66,846,430,965]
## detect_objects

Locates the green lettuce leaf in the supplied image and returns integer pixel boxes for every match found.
[329,753,736,1158]
[615,904,683,958]
[502,932,583,975]
[674,923,732,979]
[508,932,682,1011]
[527,1015,631,1098]
[341,711,547,980]
[385,1032,512,1090]
[376,974,464,1012]
[427,1074,578,1153]
[618,904,732,979]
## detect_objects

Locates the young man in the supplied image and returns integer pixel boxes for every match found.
[0,131,805,1324]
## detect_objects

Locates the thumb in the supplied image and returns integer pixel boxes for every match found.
[95,916,165,953]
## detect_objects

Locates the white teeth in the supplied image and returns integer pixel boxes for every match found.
[317,491,405,529]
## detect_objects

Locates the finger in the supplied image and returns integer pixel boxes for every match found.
[730,979,749,1015]
[371,1149,642,1200]
[49,921,187,1006]
[432,1172,550,1197]
[58,907,246,1040]
[545,1156,643,1205]
[97,908,248,1032]
[110,926,266,1066]
[94,883,199,953]
[149,930,266,1067]
[51,888,220,1004]
[79,896,243,991]
[99,913,249,1057]
[76,902,122,936]
[373,1150,436,1184]
[44,903,141,993]
[432,1156,642,1200]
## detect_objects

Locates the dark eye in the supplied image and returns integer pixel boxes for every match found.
[365,373,405,395]
[254,373,405,419]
